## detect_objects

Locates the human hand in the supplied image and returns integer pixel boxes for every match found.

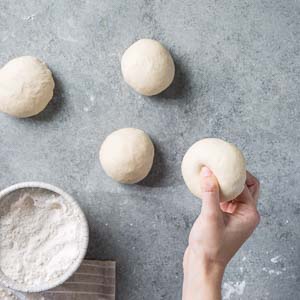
[182,167,260,300]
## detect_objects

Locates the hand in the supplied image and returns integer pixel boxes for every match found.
[182,167,260,300]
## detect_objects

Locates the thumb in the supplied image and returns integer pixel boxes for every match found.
[200,167,221,218]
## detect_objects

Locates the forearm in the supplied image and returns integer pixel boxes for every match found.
[183,247,224,300]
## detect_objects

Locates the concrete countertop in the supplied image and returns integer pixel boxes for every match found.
[0,1,299,299]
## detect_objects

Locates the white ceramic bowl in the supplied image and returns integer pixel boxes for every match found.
[0,182,89,293]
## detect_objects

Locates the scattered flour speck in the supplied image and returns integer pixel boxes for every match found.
[262,267,283,276]
[22,15,35,21]
[223,281,246,299]
[271,255,281,263]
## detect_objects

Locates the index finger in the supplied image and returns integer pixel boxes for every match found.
[246,171,260,203]
[235,184,257,207]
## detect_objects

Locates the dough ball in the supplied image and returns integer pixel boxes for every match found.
[99,128,155,184]
[0,56,55,118]
[181,138,246,201]
[121,39,175,96]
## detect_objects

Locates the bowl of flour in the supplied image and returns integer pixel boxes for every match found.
[0,182,89,292]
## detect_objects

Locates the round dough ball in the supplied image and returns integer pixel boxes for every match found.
[0,56,55,118]
[121,39,175,96]
[99,128,155,184]
[181,138,246,201]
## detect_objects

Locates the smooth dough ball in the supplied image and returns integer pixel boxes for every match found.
[181,138,246,202]
[121,39,175,96]
[0,56,55,118]
[99,128,155,184]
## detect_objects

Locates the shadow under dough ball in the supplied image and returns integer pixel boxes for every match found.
[99,128,155,184]
[181,138,246,202]
[0,56,55,118]
[121,39,175,96]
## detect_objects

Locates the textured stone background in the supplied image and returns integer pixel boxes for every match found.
[0,1,299,299]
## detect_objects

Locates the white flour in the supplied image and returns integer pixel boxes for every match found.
[0,287,18,300]
[0,188,82,289]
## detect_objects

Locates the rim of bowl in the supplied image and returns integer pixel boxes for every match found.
[0,182,89,293]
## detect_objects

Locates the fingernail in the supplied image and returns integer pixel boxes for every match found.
[201,166,212,177]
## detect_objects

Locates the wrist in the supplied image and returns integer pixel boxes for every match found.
[184,259,224,290]
[183,246,225,300]
[184,245,226,278]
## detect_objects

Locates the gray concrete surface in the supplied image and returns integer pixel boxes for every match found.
[0,1,299,299]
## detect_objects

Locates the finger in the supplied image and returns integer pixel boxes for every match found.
[246,171,260,203]
[220,201,236,214]
[189,168,224,244]
[235,185,256,207]
[246,171,259,189]
[200,167,222,219]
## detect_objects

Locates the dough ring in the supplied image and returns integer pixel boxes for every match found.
[181,138,246,202]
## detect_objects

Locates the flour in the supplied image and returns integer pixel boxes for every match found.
[0,287,18,300]
[0,188,82,289]
[223,280,246,299]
